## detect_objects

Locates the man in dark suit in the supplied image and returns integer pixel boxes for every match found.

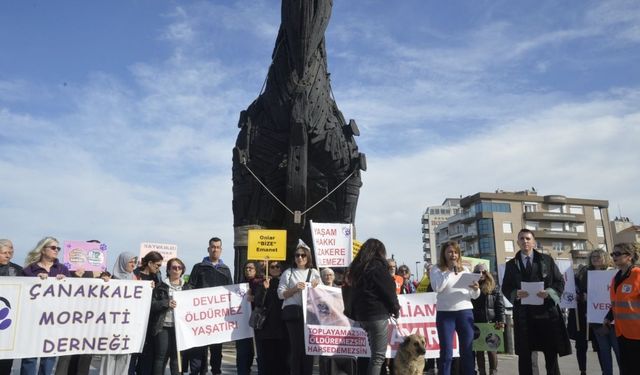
[502,229,571,375]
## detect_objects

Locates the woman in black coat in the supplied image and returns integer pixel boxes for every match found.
[471,264,504,375]
[254,261,289,375]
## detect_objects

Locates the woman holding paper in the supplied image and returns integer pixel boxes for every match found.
[430,240,480,375]
[604,242,640,375]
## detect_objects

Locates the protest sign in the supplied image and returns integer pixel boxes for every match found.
[0,277,152,359]
[139,242,178,266]
[556,258,577,309]
[173,283,253,351]
[352,239,362,259]
[586,270,616,324]
[472,323,504,352]
[247,229,286,261]
[302,286,457,358]
[416,274,430,293]
[310,222,353,267]
[62,240,107,272]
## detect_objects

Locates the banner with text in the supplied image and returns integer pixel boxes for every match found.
[302,286,457,358]
[556,259,577,309]
[310,222,353,267]
[63,240,108,272]
[139,242,178,267]
[173,283,252,351]
[0,277,152,359]
[247,230,286,261]
[586,270,616,324]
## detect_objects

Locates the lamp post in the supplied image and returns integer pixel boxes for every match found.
[415,261,421,281]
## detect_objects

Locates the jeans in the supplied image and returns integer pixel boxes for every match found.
[20,357,56,375]
[189,344,222,375]
[436,309,475,375]
[235,337,255,375]
[0,359,13,375]
[153,327,179,375]
[593,325,620,375]
[359,319,389,375]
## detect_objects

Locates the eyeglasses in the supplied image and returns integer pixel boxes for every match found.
[295,253,307,258]
[45,246,61,251]
[611,251,627,257]
[270,264,281,269]
[245,267,255,270]
[170,266,183,271]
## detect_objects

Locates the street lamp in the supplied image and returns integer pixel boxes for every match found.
[415,261,421,280]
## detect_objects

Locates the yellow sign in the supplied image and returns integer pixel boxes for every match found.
[247,229,287,261]
[352,239,362,259]
[416,274,431,293]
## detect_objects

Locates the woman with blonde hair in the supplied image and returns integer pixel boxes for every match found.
[430,240,480,375]
[471,263,504,375]
[21,236,70,375]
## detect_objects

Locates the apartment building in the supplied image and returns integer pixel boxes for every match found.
[421,198,461,264]
[435,190,612,270]
[610,217,640,244]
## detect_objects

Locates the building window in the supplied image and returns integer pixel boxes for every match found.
[524,202,537,213]
[525,221,539,230]
[475,201,511,213]
[550,222,563,232]
[502,221,512,233]
[596,226,605,237]
[479,237,495,255]
[569,205,584,214]
[593,207,602,220]
[575,223,585,233]
[478,219,494,235]
[504,240,514,252]
[548,204,562,213]
[552,242,564,251]
[573,241,585,250]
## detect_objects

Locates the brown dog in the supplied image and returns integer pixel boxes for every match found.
[393,333,426,375]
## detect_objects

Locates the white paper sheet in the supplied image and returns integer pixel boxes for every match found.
[520,281,545,305]
[452,272,482,289]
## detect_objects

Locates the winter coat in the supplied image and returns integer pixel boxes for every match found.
[0,262,23,276]
[352,258,400,321]
[253,276,286,340]
[472,285,505,323]
[502,249,572,357]
[185,257,232,289]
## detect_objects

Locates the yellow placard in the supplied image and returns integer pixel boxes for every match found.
[352,239,362,259]
[416,274,431,293]
[247,229,287,261]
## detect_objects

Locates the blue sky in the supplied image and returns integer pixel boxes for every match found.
[2,0,639,277]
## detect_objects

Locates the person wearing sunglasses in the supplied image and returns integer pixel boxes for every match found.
[254,261,289,375]
[131,250,164,375]
[277,240,320,375]
[236,261,260,375]
[603,242,640,375]
[149,258,186,375]
[21,237,70,375]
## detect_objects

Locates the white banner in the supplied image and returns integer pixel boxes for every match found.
[173,283,252,351]
[310,222,353,267]
[139,242,178,267]
[556,259,577,309]
[0,277,152,359]
[302,286,458,358]
[586,270,616,324]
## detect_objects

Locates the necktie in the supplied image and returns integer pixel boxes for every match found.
[525,256,532,273]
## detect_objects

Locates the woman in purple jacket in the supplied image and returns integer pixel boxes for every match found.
[21,236,70,375]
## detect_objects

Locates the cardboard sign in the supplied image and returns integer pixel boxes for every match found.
[173,284,252,351]
[0,277,152,359]
[352,239,362,259]
[416,274,431,293]
[472,323,504,352]
[247,230,286,261]
[310,222,353,267]
[62,241,107,272]
[586,270,616,324]
[461,256,490,272]
[139,243,178,267]
[303,286,458,358]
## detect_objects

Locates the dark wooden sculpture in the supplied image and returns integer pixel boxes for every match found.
[232,0,365,281]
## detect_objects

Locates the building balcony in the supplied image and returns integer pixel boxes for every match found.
[531,229,588,240]
[462,229,478,240]
[524,211,585,222]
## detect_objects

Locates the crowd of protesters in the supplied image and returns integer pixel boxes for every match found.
[1,235,638,375]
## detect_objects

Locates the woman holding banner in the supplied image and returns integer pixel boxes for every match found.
[604,242,640,375]
[0,239,22,375]
[346,238,399,375]
[278,240,320,375]
[430,240,480,375]
[21,236,69,375]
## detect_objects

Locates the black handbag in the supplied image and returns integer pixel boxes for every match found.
[249,306,268,329]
